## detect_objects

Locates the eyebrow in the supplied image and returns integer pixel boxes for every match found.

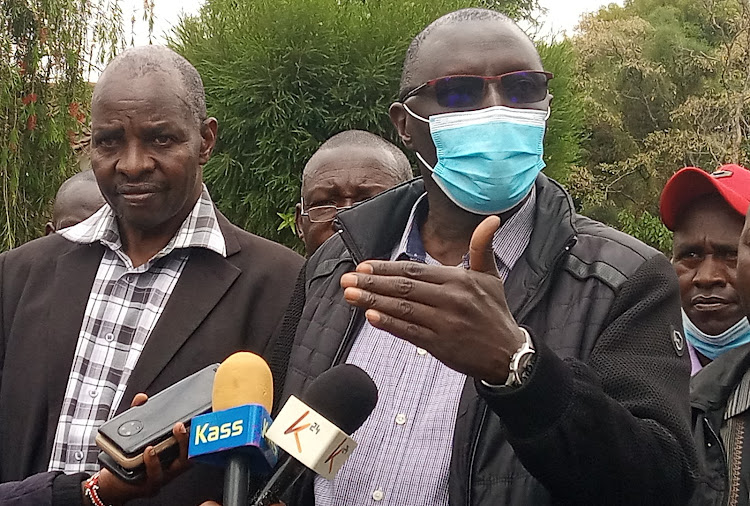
[92,126,124,138]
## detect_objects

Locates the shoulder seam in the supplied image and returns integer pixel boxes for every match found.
[564,253,629,291]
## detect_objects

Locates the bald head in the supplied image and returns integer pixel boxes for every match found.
[302,130,412,192]
[399,8,542,97]
[94,46,206,125]
[296,130,413,256]
[47,170,105,234]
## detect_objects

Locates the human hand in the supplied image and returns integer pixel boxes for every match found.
[340,216,526,384]
[90,393,192,505]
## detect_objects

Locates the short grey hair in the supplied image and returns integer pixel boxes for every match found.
[95,45,206,124]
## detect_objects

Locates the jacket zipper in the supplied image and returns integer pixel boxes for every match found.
[332,308,360,366]
[465,236,577,506]
[728,417,744,506]
[331,225,366,366]
[703,417,729,505]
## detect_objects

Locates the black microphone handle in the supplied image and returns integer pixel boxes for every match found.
[249,455,309,506]
[224,453,251,506]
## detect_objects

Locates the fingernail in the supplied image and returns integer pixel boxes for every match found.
[177,423,187,434]
[341,273,357,287]
[357,263,373,274]
[365,309,380,323]
[149,448,156,457]
[344,287,362,301]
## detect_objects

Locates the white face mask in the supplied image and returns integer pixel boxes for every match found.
[682,309,750,360]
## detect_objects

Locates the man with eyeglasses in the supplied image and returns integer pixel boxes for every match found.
[275,8,698,505]
[295,130,413,256]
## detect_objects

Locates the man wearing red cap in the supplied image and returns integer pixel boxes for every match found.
[660,163,750,505]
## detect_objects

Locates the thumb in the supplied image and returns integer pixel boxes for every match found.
[130,392,149,408]
[469,216,501,276]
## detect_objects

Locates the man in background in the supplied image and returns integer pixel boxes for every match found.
[660,164,750,374]
[675,164,750,505]
[45,170,105,235]
[295,130,412,256]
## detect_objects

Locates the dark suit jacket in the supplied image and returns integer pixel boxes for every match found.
[0,212,304,505]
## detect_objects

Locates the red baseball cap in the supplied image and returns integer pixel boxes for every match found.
[660,164,750,231]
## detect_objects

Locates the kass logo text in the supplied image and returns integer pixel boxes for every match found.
[194,420,243,444]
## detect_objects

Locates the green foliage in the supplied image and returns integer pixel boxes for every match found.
[571,0,750,249]
[538,40,585,184]
[169,0,589,250]
[616,209,672,253]
[0,0,127,251]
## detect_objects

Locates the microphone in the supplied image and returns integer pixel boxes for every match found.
[188,352,277,506]
[250,364,378,506]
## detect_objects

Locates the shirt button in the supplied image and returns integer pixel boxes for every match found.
[89,389,98,398]
[73,450,84,461]
[105,333,115,342]
[372,489,384,501]
[416,347,427,356]
[395,413,407,425]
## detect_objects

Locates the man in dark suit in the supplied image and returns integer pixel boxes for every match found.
[0,45,303,505]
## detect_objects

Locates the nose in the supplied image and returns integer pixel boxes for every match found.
[481,82,505,108]
[116,140,155,179]
[694,255,728,288]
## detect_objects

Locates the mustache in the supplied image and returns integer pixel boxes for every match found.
[115,182,164,194]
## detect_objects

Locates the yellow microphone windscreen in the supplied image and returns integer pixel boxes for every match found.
[211,352,273,412]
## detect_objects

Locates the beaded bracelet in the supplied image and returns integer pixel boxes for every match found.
[83,471,112,506]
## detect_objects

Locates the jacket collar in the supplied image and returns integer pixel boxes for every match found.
[690,341,750,413]
[333,173,577,275]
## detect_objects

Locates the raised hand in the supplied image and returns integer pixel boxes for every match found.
[340,216,526,384]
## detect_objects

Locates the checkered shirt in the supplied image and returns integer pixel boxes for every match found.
[48,185,226,473]
[314,189,536,506]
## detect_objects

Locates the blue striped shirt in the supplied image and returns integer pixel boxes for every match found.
[314,189,536,505]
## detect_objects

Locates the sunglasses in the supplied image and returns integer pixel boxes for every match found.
[400,70,553,108]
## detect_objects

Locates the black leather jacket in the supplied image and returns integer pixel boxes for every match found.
[690,342,750,506]
[275,175,699,505]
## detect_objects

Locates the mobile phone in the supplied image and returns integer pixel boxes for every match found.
[96,363,219,482]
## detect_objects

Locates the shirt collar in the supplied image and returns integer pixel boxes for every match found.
[59,184,227,259]
[391,187,536,270]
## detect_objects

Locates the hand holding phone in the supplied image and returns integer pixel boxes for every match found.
[93,405,192,506]
[96,364,218,483]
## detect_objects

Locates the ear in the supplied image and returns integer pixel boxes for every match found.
[45,222,55,236]
[199,117,219,164]
[389,102,414,150]
[294,202,304,240]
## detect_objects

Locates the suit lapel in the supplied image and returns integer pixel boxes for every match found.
[121,220,242,406]
[47,243,104,447]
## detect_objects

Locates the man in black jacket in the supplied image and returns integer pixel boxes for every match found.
[275,8,698,505]
[659,165,750,506]
[687,165,750,506]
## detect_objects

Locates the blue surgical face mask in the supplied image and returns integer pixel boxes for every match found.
[403,103,549,215]
[682,309,750,360]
